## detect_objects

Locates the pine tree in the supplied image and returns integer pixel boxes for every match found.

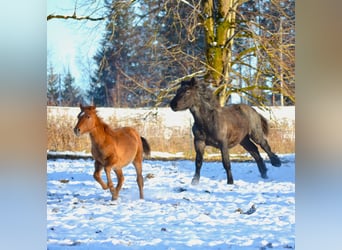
[88,0,206,107]
[88,0,134,107]
[61,69,83,106]
[47,64,59,106]
[87,65,107,106]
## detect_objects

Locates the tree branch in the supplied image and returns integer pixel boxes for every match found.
[47,13,106,21]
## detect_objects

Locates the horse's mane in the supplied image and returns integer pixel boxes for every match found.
[197,82,221,109]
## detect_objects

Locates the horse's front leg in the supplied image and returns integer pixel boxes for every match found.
[93,161,108,190]
[192,140,206,185]
[220,142,234,185]
[113,169,125,199]
[104,166,118,200]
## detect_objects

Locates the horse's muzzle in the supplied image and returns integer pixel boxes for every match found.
[170,100,178,111]
[74,127,81,136]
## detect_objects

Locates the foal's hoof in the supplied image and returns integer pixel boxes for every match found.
[191,178,199,185]
[261,173,268,179]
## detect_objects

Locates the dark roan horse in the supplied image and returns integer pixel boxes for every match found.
[170,77,281,185]
[73,105,151,200]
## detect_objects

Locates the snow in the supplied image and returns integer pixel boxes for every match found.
[47,154,295,249]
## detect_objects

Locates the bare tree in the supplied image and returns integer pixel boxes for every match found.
[47,0,295,107]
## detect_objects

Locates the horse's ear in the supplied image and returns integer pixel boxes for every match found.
[79,103,83,110]
[189,77,197,86]
[90,100,96,110]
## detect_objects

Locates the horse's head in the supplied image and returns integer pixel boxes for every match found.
[74,104,97,136]
[170,77,202,111]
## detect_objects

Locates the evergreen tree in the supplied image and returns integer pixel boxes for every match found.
[88,0,206,107]
[87,58,107,107]
[88,0,134,107]
[47,64,59,105]
[61,68,83,106]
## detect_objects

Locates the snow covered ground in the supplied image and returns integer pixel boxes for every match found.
[47,154,295,250]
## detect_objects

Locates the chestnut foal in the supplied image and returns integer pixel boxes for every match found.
[74,105,150,200]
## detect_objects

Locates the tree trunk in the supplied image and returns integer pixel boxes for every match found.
[202,0,243,106]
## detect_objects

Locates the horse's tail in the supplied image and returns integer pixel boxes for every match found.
[141,137,151,157]
[259,113,269,136]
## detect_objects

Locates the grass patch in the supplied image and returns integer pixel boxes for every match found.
[47,109,294,160]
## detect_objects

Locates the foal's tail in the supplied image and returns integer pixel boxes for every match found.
[141,137,151,158]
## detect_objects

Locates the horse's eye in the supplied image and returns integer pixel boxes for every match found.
[185,90,191,95]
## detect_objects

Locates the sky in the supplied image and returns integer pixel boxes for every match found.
[47,0,106,90]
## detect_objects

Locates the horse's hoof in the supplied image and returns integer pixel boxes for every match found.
[261,173,268,179]
[227,180,234,185]
[270,156,281,167]
[191,178,199,185]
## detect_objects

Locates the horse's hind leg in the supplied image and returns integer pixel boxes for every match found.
[261,140,281,166]
[93,161,108,190]
[252,134,281,167]
[240,136,268,179]
[133,158,144,199]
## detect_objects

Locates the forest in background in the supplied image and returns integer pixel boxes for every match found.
[47,0,294,108]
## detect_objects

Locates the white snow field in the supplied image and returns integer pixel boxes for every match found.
[47,154,295,249]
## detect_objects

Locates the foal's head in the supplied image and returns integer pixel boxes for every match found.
[74,104,98,136]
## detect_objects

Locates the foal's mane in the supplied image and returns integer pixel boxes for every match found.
[93,111,114,134]
[83,106,113,134]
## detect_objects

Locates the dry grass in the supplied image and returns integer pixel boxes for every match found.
[47,111,294,160]
[47,113,89,152]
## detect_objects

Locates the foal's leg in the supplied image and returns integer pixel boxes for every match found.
[219,142,234,185]
[240,136,268,179]
[93,161,108,190]
[133,158,144,199]
[104,166,117,200]
[252,134,281,167]
[192,139,206,185]
[113,169,125,200]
